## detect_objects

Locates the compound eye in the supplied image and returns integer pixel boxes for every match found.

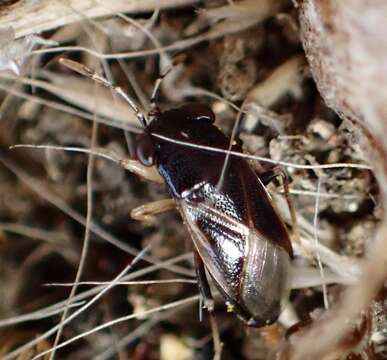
[136,134,156,167]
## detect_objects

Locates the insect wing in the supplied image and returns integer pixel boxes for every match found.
[179,195,249,302]
[178,176,292,324]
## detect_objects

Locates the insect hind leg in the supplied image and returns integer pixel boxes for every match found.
[194,252,222,360]
[259,167,301,250]
[194,252,214,312]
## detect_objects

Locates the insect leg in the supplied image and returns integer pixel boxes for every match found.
[120,158,163,183]
[193,251,214,312]
[130,199,176,224]
[193,251,222,360]
[258,167,282,186]
[259,167,301,249]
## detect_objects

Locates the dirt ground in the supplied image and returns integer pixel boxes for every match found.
[0,1,386,359]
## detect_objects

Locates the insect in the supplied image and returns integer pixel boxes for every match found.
[59,59,294,328]
[135,103,293,328]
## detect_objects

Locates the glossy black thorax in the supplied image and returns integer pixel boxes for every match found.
[145,105,232,198]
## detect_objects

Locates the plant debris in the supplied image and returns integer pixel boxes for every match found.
[0,1,385,359]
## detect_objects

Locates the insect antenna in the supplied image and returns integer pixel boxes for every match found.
[58,58,148,128]
[149,67,172,112]
[10,144,163,183]
[149,54,185,113]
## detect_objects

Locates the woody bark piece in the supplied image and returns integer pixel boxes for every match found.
[293,1,387,359]
[0,0,199,39]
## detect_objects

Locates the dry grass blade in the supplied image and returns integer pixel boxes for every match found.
[94,314,164,360]
[312,177,329,310]
[150,133,372,170]
[29,6,270,61]
[3,240,157,360]
[0,0,200,39]
[0,154,190,276]
[0,72,141,129]
[45,279,197,287]
[0,253,193,328]
[31,295,199,360]
[49,100,98,359]
[0,82,137,131]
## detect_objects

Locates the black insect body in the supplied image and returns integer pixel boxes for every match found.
[135,103,293,327]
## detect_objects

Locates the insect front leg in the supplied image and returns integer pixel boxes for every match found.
[130,199,176,225]
[120,158,163,183]
[120,158,176,224]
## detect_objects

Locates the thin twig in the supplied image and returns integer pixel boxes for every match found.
[151,133,372,170]
[31,296,199,360]
[313,177,329,309]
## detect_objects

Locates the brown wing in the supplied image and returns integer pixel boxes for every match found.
[239,162,293,258]
[208,157,293,258]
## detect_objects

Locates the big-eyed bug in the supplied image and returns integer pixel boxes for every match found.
[60,58,293,328]
[135,103,293,327]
